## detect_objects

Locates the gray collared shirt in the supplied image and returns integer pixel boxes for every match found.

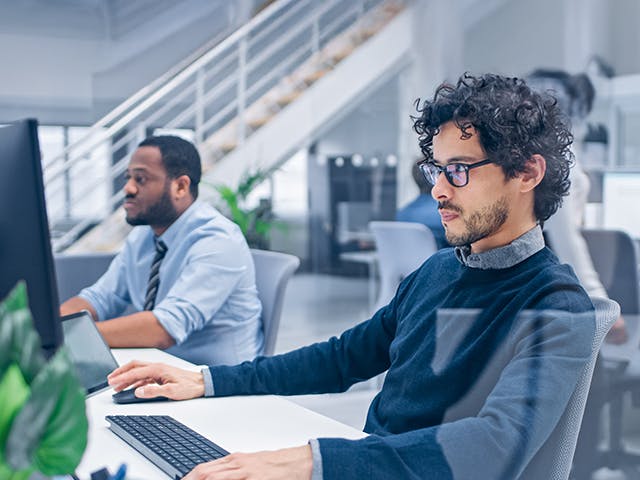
[454,224,545,269]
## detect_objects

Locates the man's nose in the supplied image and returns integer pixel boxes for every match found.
[123,178,137,196]
[431,172,451,201]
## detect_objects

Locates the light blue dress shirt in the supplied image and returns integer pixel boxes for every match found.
[79,200,263,365]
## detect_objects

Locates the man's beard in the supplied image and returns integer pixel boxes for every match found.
[126,187,179,228]
[441,196,509,246]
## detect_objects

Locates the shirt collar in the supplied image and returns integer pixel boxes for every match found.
[155,200,200,250]
[454,224,545,269]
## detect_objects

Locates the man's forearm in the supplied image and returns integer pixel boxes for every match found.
[60,296,98,319]
[96,311,175,349]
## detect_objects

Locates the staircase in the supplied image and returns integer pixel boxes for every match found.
[48,0,412,253]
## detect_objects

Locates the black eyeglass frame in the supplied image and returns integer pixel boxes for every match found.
[418,158,494,188]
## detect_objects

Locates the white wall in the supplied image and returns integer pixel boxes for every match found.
[0,1,254,124]
[462,0,565,76]
[608,0,640,75]
[461,0,640,77]
[317,77,399,158]
[0,33,102,124]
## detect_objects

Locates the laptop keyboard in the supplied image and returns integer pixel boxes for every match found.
[106,415,228,479]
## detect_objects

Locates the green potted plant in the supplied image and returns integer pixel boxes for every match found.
[0,282,88,480]
[212,169,280,249]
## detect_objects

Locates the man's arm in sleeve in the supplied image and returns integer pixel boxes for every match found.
[314,308,596,480]
[60,296,98,319]
[207,300,399,397]
[95,237,253,349]
[96,311,175,349]
[150,238,256,345]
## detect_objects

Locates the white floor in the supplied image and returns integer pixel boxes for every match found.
[274,273,640,479]
[273,273,378,430]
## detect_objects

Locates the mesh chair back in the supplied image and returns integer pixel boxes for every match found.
[519,297,619,480]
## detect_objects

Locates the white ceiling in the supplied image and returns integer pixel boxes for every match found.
[0,0,230,41]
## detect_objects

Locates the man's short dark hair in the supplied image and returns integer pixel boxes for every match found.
[138,135,202,199]
[412,73,574,222]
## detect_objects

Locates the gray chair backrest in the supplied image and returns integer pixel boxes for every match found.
[369,221,437,310]
[581,228,640,314]
[519,297,619,480]
[250,249,300,356]
[54,252,116,303]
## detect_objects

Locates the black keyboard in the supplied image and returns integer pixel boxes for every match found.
[106,415,228,479]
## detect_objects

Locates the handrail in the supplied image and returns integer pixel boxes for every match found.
[44,0,299,175]
[49,0,402,251]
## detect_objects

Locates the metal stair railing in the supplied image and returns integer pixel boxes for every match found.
[47,0,404,252]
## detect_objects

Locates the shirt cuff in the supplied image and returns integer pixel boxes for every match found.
[201,367,215,397]
[77,291,104,321]
[153,307,187,344]
[309,439,323,480]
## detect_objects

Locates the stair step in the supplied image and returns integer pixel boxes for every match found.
[275,90,302,107]
[59,0,407,252]
[302,68,328,85]
[247,114,274,130]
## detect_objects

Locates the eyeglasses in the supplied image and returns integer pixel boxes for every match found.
[419,158,494,188]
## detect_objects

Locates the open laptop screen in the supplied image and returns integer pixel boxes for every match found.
[62,311,119,395]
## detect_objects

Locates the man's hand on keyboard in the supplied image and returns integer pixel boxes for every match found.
[107,360,205,400]
[183,445,313,480]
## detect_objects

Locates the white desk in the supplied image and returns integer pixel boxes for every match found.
[76,349,366,478]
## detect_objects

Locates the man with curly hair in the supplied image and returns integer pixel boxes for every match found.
[108,73,597,479]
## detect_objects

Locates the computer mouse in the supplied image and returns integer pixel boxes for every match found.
[112,388,169,404]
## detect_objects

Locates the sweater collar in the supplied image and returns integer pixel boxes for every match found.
[454,225,545,270]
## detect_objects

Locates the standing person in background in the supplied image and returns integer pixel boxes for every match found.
[526,69,626,343]
[396,162,449,249]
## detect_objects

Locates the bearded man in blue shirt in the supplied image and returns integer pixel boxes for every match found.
[108,74,599,479]
[60,135,263,366]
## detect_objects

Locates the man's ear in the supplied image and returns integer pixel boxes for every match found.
[173,175,192,199]
[519,154,546,193]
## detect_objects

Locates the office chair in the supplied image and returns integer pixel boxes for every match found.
[369,221,437,310]
[54,252,116,303]
[582,229,639,316]
[250,249,300,356]
[520,297,620,480]
[579,228,640,477]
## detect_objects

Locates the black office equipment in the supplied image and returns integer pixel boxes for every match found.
[0,119,62,357]
[106,415,228,479]
[61,311,120,395]
[112,389,169,404]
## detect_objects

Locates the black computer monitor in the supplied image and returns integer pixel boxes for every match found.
[0,119,62,357]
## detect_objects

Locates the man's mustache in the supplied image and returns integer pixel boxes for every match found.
[438,201,463,214]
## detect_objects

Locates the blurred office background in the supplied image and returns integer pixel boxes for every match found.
[2,1,639,478]
[2,0,639,262]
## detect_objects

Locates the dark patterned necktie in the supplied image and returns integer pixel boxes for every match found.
[143,239,167,311]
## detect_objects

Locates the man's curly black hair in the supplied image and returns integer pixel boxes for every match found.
[412,73,574,222]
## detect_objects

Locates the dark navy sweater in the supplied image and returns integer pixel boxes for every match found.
[209,247,594,479]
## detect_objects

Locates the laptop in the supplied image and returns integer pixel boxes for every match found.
[61,310,119,396]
